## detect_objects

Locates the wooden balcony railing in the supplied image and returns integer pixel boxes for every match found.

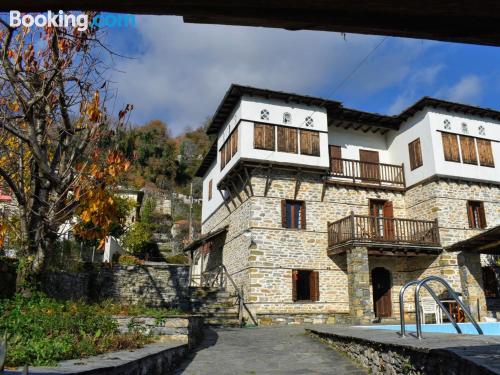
[329,158,405,188]
[327,213,440,248]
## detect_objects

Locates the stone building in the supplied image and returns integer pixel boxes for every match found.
[188,85,500,325]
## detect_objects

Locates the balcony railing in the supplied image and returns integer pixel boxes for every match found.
[327,213,440,249]
[329,158,405,188]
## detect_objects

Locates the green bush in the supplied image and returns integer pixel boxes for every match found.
[121,222,153,255]
[165,254,189,265]
[0,294,151,367]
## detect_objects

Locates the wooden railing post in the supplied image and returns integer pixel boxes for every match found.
[350,211,355,240]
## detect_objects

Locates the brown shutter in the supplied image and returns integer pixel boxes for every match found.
[208,180,213,201]
[329,145,342,173]
[460,135,478,165]
[264,124,275,150]
[220,148,226,170]
[225,139,232,164]
[254,123,264,149]
[479,202,487,229]
[383,201,394,239]
[300,130,320,156]
[477,139,495,167]
[466,201,473,228]
[231,127,238,156]
[300,201,306,230]
[292,270,298,302]
[278,127,298,153]
[310,271,319,302]
[442,132,460,162]
[408,138,422,170]
[281,200,287,227]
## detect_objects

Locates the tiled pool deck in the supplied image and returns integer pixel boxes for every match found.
[307,325,500,374]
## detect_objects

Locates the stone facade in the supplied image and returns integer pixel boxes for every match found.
[200,167,500,323]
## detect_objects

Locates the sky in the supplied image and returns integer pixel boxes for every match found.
[103,15,500,135]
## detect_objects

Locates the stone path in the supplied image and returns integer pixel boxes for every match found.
[172,326,367,375]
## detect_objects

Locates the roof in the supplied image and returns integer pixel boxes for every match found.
[183,226,228,252]
[447,225,500,254]
[206,84,342,135]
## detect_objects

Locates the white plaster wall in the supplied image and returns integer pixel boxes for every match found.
[387,111,436,187]
[201,160,227,224]
[327,126,392,164]
[428,110,500,183]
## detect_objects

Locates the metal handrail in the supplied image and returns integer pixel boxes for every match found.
[415,276,483,339]
[399,280,462,337]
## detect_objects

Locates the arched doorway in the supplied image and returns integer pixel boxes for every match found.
[372,267,392,317]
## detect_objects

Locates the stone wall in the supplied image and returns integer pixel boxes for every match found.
[40,263,191,309]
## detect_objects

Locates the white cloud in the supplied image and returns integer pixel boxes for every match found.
[109,16,431,134]
[436,75,483,104]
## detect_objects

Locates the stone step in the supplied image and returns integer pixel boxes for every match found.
[205,318,241,327]
[194,308,240,315]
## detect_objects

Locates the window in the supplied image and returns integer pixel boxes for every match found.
[460,135,478,165]
[479,125,486,136]
[300,129,320,156]
[292,270,319,302]
[329,145,343,174]
[305,116,314,127]
[208,179,213,201]
[260,109,269,121]
[482,267,499,298]
[281,199,306,229]
[408,138,423,170]
[462,123,468,134]
[277,126,298,153]
[283,112,291,124]
[441,132,460,162]
[443,119,451,130]
[219,126,239,171]
[467,201,486,229]
[254,123,275,151]
[477,139,495,167]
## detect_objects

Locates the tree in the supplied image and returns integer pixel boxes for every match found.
[0,17,130,289]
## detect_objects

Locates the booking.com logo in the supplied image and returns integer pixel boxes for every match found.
[9,11,136,31]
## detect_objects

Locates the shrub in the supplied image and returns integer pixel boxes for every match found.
[114,254,144,266]
[165,254,189,265]
[121,222,153,255]
[0,294,151,367]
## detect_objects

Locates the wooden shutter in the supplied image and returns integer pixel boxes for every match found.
[300,201,306,230]
[231,127,238,156]
[220,148,226,170]
[329,145,342,173]
[281,200,287,228]
[310,271,319,302]
[208,179,213,201]
[225,139,232,164]
[477,139,495,167]
[442,132,460,162]
[359,150,380,180]
[383,201,394,239]
[300,130,320,156]
[254,123,264,149]
[466,201,474,228]
[460,135,478,165]
[292,270,298,302]
[264,124,275,150]
[479,202,487,229]
[278,127,298,153]
[408,138,422,170]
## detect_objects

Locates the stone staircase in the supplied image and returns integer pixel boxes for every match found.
[190,287,242,327]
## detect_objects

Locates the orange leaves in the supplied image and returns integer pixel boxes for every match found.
[85,91,101,123]
[0,221,6,248]
[8,101,20,112]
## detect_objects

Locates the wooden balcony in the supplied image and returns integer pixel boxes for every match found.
[328,158,405,189]
[327,213,441,256]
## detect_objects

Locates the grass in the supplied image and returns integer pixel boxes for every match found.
[0,294,177,367]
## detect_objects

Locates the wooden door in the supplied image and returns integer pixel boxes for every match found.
[372,267,392,317]
[369,199,385,239]
[359,150,380,181]
[382,201,395,240]
[329,145,343,174]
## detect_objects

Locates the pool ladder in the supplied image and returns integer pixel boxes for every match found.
[399,275,483,339]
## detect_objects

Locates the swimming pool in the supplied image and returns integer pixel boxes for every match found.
[364,322,500,335]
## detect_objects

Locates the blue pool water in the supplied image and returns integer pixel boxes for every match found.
[365,322,500,335]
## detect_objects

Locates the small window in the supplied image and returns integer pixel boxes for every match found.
[305,116,314,127]
[482,267,499,298]
[260,109,269,121]
[467,201,486,229]
[477,139,495,167]
[462,123,468,134]
[300,129,320,156]
[443,119,451,130]
[292,270,319,302]
[281,200,306,229]
[254,123,275,151]
[277,126,298,153]
[208,179,213,201]
[441,132,460,162]
[283,112,291,124]
[460,135,478,165]
[478,125,486,136]
[408,138,423,170]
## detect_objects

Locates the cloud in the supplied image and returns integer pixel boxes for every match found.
[109,16,432,134]
[436,75,483,104]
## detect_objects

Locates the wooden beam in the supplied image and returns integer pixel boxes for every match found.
[244,167,254,196]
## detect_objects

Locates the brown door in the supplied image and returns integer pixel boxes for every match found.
[329,145,343,174]
[382,201,395,240]
[372,267,392,317]
[359,150,380,182]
